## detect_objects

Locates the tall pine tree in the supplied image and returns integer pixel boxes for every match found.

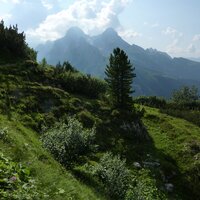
[105,48,136,110]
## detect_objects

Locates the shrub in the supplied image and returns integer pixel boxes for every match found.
[43,112,56,128]
[134,96,166,108]
[126,169,167,200]
[41,116,96,167]
[171,86,199,104]
[0,127,9,143]
[77,110,96,128]
[56,71,106,98]
[93,152,130,200]
[160,108,200,127]
[21,114,38,130]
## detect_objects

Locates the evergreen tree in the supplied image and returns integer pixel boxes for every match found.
[0,20,36,61]
[41,58,47,68]
[62,61,77,72]
[105,47,136,109]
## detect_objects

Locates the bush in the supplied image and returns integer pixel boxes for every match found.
[171,86,199,104]
[134,96,166,108]
[160,108,200,127]
[21,114,38,130]
[126,169,167,200]
[41,116,96,167]
[93,152,130,200]
[56,71,107,98]
[77,110,96,128]
[0,127,9,143]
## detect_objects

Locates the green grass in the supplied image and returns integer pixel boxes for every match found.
[1,62,200,199]
[0,114,105,200]
[143,106,200,169]
[142,106,200,199]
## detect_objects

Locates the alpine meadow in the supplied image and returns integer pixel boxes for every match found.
[0,1,200,200]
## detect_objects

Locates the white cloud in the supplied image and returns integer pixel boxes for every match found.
[27,0,132,43]
[0,13,12,20]
[163,26,190,56]
[119,29,142,43]
[192,34,200,42]
[162,27,178,36]
[166,39,198,57]
[162,27,183,39]
[41,0,53,10]
[166,39,182,54]
[0,0,21,3]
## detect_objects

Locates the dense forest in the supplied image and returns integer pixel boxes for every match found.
[0,21,200,200]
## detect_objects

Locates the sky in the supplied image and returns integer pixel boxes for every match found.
[1,0,200,58]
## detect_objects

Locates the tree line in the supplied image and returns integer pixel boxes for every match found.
[0,20,36,61]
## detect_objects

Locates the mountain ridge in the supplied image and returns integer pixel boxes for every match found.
[36,27,200,97]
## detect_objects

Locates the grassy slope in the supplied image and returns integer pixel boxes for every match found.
[0,114,105,200]
[142,106,200,199]
[1,62,199,199]
[1,105,199,199]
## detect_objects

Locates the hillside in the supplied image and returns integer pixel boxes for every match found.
[0,61,200,200]
[0,114,105,200]
[142,106,200,199]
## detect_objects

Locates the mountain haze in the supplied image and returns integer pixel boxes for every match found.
[36,27,200,97]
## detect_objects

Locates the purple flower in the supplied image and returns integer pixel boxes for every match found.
[9,176,17,182]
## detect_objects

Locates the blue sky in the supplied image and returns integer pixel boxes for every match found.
[1,0,200,58]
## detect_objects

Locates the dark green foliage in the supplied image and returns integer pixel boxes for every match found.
[105,48,136,109]
[42,117,96,167]
[41,58,47,68]
[57,71,107,98]
[77,110,96,128]
[0,82,12,120]
[0,20,36,62]
[160,107,200,127]
[158,87,200,126]
[0,60,106,100]
[54,61,78,75]
[125,169,167,200]
[134,96,166,108]
[62,61,78,73]
[172,85,199,104]
[5,82,12,120]
[0,127,9,143]
[134,94,200,127]
[93,152,130,200]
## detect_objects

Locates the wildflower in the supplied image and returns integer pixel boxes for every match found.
[9,176,17,182]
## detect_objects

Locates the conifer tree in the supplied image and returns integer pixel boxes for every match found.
[0,20,36,61]
[105,48,136,110]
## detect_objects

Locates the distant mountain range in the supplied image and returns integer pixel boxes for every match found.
[36,27,200,97]
[188,57,200,62]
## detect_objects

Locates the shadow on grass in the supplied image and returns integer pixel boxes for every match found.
[93,118,199,200]
[71,167,108,200]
